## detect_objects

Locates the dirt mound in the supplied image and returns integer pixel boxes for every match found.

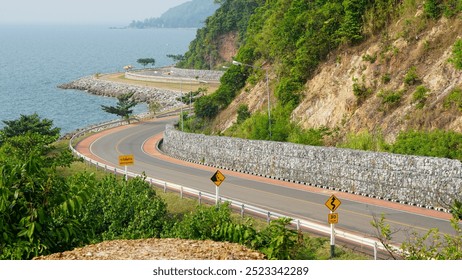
[34,238,266,260]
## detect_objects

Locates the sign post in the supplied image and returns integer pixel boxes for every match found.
[118,154,134,181]
[210,170,225,205]
[325,194,341,259]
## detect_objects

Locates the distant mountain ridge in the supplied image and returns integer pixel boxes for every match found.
[129,0,220,28]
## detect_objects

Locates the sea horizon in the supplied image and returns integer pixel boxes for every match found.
[0,25,197,134]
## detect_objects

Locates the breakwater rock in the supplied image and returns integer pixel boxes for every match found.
[58,75,183,111]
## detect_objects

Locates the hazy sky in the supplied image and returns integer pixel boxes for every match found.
[0,0,191,24]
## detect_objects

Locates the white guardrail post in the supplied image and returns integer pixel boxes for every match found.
[69,119,397,259]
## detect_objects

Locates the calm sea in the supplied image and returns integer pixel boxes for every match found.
[0,25,196,134]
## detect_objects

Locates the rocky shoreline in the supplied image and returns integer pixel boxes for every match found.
[58,75,184,111]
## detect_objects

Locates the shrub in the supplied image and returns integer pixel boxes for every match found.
[443,88,462,111]
[388,129,462,160]
[404,66,420,85]
[362,53,377,63]
[194,95,219,119]
[448,39,462,70]
[371,201,462,260]
[275,77,302,108]
[423,0,442,19]
[236,104,251,124]
[381,73,391,84]
[79,175,168,242]
[412,85,430,109]
[352,78,373,102]
[0,158,90,259]
[167,203,234,240]
[287,126,328,146]
[378,89,402,107]
[167,202,320,260]
[442,0,462,17]
[338,129,388,152]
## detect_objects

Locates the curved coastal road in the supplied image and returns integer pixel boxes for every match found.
[76,117,458,252]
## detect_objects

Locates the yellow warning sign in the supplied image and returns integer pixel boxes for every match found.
[119,154,134,166]
[328,213,339,224]
[325,194,341,212]
[211,170,225,187]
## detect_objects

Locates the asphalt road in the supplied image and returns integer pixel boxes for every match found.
[82,117,458,253]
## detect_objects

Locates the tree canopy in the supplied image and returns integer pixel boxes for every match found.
[101,92,138,121]
[136,58,155,68]
[0,113,60,145]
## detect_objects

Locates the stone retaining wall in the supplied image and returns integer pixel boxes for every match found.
[126,67,224,83]
[162,125,462,210]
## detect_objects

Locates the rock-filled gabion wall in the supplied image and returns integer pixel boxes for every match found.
[162,125,462,210]
[58,75,183,111]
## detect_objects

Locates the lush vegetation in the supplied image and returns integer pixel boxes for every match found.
[173,0,462,163]
[371,202,462,260]
[388,129,462,160]
[338,129,462,161]
[180,0,406,141]
[444,88,462,111]
[178,0,264,69]
[449,39,462,70]
[0,114,81,259]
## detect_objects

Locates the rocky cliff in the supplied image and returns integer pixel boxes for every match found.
[214,14,462,144]
[292,16,462,142]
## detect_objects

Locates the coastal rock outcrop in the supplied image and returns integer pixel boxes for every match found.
[58,75,183,111]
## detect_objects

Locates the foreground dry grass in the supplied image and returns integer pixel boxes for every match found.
[34,238,266,260]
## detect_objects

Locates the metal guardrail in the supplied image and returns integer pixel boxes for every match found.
[69,120,398,259]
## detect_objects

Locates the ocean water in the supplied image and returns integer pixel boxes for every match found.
[0,25,196,134]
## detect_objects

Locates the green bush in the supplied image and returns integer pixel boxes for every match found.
[371,202,462,260]
[362,53,377,63]
[167,203,234,240]
[412,85,430,109]
[0,115,85,259]
[404,66,420,85]
[336,0,368,43]
[352,78,373,102]
[448,39,462,70]
[194,95,219,119]
[166,203,321,260]
[275,77,303,108]
[381,73,391,84]
[338,130,388,152]
[442,0,462,17]
[444,88,462,111]
[423,0,443,19]
[378,89,402,105]
[79,175,168,242]
[388,129,462,160]
[236,104,251,124]
[287,126,328,146]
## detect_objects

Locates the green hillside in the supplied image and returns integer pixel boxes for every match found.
[129,0,220,28]
[177,0,462,160]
